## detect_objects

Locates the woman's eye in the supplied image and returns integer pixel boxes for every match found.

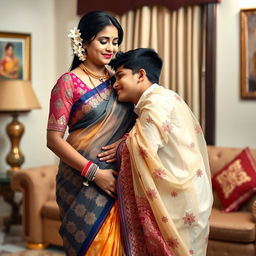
[99,39,118,46]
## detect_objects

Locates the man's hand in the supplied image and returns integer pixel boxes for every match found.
[98,137,125,163]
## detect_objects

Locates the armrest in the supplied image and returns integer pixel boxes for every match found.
[252,201,256,221]
[11,165,58,243]
[250,196,256,221]
[239,194,256,221]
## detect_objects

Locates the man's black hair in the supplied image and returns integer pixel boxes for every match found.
[109,48,163,84]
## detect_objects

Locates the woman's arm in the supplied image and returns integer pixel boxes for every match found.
[47,130,87,171]
[47,130,117,197]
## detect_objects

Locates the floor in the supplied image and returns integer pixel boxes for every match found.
[0,224,64,256]
[0,197,64,256]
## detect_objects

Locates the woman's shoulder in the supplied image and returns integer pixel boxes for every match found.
[53,72,76,92]
[57,72,73,82]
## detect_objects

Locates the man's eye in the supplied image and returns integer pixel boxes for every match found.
[117,74,124,80]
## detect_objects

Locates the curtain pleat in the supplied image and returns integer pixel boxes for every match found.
[200,8,207,132]
[115,5,205,126]
[162,8,171,90]
[192,7,201,119]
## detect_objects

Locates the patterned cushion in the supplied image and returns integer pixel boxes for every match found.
[212,148,256,212]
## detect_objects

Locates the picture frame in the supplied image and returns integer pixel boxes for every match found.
[240,8,256,99]
[0,32,31,80]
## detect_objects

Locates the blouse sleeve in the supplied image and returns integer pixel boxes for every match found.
[47,73,74,132]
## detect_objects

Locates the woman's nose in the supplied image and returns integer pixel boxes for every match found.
[106,43,113,52]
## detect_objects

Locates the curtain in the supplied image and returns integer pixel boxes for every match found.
[77,0,221,15]
[115,5,205,125]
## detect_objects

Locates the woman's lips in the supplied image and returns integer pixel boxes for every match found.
[103,54,113,59]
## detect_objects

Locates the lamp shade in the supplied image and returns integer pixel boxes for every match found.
[0,80,41,111]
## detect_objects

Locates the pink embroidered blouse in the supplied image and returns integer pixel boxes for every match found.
[47,73,92,132]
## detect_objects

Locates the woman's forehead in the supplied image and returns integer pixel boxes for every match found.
[96,25,118,38]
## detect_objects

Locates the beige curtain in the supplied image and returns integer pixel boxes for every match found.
[115,5,206,125]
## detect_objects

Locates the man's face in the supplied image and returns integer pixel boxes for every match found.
[113,67,141,104]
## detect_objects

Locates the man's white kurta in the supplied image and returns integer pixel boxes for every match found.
[126,84,213,256]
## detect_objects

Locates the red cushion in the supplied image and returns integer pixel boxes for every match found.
[212,147,256,212]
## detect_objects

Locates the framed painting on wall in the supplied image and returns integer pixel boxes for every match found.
[0,32,31,80]
[240,8,256,99]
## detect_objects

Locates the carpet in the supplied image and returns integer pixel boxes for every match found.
[0,225,64,256]
[0,245,65,256]
[0,250,64,256]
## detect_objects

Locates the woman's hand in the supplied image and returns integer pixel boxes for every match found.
[93,169,118,198]
[98,137,125,163]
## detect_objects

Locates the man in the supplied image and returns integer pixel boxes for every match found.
[110,48,213,256]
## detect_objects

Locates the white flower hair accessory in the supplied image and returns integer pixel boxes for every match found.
[68,27,86,61]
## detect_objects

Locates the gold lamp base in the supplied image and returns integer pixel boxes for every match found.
[26,242,49,250]
[6,113,25,172]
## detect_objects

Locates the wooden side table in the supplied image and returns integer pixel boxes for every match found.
[0,172,21,232]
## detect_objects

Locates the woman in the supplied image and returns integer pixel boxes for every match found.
[46,11,134,256]
[0,43,19,79]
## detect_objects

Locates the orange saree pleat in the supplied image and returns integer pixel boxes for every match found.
[85,201,123,256]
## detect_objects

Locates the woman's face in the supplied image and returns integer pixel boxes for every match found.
[84,25,119,66]
[6,45,14,57]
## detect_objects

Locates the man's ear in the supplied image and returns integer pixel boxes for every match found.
[137,69,146,82]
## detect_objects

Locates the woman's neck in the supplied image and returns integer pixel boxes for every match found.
[81,60,106,76]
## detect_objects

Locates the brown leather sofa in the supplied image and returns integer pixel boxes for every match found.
[12,164,62,249]
[206,146,256,256]
[11,146,256,255]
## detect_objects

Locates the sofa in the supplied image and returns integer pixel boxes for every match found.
[11,146,256,255]
[11,164,62,249]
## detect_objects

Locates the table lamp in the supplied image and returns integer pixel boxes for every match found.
[0,80,41,172]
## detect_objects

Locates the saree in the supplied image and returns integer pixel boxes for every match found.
[0,57,19,78]
[117,85,213,256]
[49,73,135,256]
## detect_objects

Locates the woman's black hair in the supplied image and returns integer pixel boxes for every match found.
[5,42,14,50]
[70,11,123,70]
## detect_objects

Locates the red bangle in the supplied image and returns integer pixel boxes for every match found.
[81,161,93,177]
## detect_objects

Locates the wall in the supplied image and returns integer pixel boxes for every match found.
[216,0,256,148]
[0,0,57,172]
[55,0,79,76]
